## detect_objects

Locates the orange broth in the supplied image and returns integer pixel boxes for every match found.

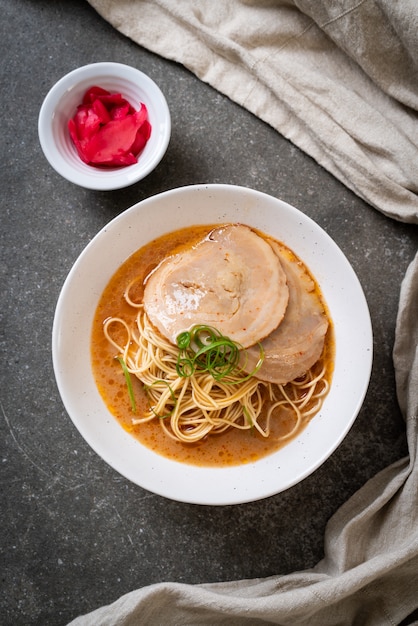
[91,224,334,467]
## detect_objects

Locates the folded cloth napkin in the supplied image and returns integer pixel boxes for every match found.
[70,1,418,623]
[87,0,418,223]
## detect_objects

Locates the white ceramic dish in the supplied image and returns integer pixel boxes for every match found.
[38,62,170,190]
[52,184,373,505]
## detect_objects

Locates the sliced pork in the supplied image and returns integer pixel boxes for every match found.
[242,241,329,384]
[143,224,289,347]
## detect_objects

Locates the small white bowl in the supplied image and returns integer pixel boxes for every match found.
[38,62,171,190]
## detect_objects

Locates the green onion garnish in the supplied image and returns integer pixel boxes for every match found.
[243,406,254,427]
[175,325,264,383]
[176,331,191,350]
[116,356,136,413]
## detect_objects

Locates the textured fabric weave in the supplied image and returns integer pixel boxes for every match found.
[86,0,418,223]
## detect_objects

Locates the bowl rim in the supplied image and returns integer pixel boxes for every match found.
[52,183,373,505]
[38,62,171,190]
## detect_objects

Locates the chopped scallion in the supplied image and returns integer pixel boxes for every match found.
[116,356,136,413]
[175,325,264,383]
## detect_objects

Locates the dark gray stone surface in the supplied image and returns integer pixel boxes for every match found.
[1,1,417,625]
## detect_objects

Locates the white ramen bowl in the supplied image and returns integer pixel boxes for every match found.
[38,62,171,190]
[52,184,373,505]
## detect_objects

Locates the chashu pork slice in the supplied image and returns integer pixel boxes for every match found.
[242,241,329,384]
[143,224,289,348]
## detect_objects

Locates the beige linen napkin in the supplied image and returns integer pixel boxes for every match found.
[69,1,418,623]
[87,0,418,223]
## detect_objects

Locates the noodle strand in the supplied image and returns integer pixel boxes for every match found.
[103,309,329,444]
